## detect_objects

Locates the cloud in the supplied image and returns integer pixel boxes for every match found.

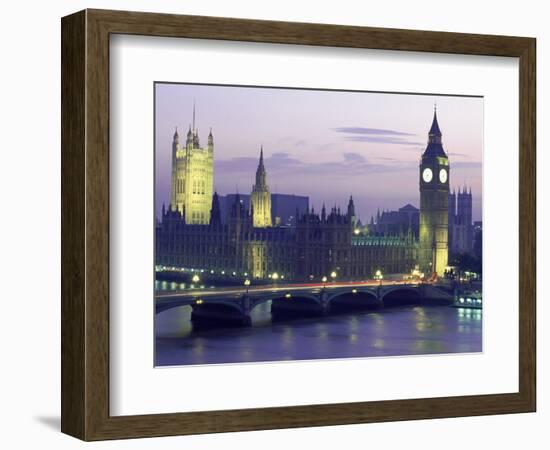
[333,126,423,146]
[276,137,307,147]
[333,127,416,136]
[345,136,424,145]
[343,152,367,163]
[450,161,482,169]
[215,150,416,182]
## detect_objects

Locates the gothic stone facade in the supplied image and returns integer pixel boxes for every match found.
[170,108,214,225]
[419,109,450,276]
[448,186,474,255]
[156,197,417,281]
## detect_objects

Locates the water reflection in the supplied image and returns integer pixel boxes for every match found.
[155,303,482,366]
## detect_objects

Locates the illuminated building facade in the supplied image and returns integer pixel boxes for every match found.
[419,108,450,276]
[156,196,417,281]
[250,147,273,228]
[170,105,214,224]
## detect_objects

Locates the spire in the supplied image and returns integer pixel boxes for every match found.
[259,145,264,167]
[254,145,268,190]
[210,191,222,226]
[208,127,214,149]
[347,195,355,219]
[192,99,196,131]
[429,105,441,137]
[173,126,179,142]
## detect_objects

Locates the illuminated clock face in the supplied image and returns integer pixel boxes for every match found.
[422,168,433,183]
[439,168,448,183]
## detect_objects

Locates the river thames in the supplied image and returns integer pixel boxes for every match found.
[155,282,482,366]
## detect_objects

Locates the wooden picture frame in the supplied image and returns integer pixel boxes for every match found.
[61,9,536,441]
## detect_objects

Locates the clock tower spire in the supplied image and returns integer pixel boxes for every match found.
[419,106,450,277]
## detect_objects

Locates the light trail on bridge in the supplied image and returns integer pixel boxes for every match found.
[155,279,429,301]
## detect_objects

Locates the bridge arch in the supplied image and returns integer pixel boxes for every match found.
[190,300,251,327]
[328,289,381,312]
[381,286,422,307]
[269,292,324,317]
[192,300,246,315]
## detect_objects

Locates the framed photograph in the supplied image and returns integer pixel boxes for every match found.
[61,9,536,440]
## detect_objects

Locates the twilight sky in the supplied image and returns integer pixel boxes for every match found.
[155,83,483,222]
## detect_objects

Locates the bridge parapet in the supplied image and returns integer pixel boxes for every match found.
[155,283,448,323]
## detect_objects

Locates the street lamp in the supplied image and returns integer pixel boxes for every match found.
[191,274,200,287]
[272,272,279,282]
[375,269,383,286]
[322,276,328,289]
[244,278,251,294]
[330,271,337,282]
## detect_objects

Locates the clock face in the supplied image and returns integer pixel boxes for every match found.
[439,168,448,183]
[422,168,433,183]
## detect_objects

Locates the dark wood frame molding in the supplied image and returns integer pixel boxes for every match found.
[61,9,536,441]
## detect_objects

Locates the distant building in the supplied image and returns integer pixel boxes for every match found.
[218,192,309,226]
[370,204,419,238]
[219,194,249,224]
[473,220,482,260]
[271,193,309,226]
[448,186,474,255]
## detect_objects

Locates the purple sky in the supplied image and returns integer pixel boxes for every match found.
[155,83,483,222]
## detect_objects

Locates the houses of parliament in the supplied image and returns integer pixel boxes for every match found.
[156,107,474,281]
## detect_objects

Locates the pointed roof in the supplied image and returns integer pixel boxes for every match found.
[173,126,179,141]
[429,107,442,136]
[253,145,268,190]
[422,106,447,158]
[259,145,264,167]
[399,203,419,212]
[192,99,196,131]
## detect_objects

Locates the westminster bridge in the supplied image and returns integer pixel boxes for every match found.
[155,281,453,326]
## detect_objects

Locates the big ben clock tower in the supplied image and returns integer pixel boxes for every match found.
[419,107,449,277]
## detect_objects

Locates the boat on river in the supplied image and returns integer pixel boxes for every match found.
[452,291,482,309]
